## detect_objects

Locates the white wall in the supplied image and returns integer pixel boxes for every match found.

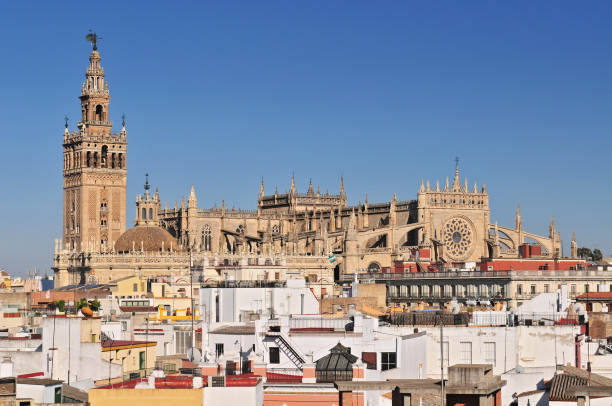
[41,317,121,383]
[204,382,263,406]
[200,285,319,325]
[16,383,61,404]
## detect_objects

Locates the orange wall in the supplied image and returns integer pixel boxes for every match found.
[264,391,364,406]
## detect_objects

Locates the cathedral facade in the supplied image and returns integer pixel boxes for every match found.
[53,45,572,289]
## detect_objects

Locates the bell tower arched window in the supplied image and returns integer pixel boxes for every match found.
[95,105,103,121]
[142,208,147,220]
[101,145,108,168]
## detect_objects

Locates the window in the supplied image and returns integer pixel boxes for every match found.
[215,343,224,357]
[544,284,550,293]
[149,208,153,219]
[269,347,280,364]
[175,331,193,355]
[530,285,536,295]
[438,341,449,366]
[517,284,523,295]
[460,342,472,364]
[361,352,377,370]
[571,284,576,294]
[585,284,590,293]
[142,208,146,220]
[139,351,146,370]
[133,283,138,292]
[381,352,397,371]
[202,225,212,251]
[54,387,62,403]
[483,342,496,365]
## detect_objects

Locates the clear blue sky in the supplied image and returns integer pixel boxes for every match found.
[1,1,610,276]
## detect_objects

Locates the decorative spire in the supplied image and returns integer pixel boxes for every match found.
[188,184,197,208]
[340,176,345,196]
[259,177,264,199]
[316,185,320,196]
[515,204,522,230]
[436,180,440,192]
[549,214,556,238]
[307,179,314,196]
[473,182,477,193]
[144,173,150,198]
[419,178,425,192]
[426,180,430,192]
[290,174,296,195]
[364,192,368,206]
[464,177,468,192]
[452,157,461,191]
[445,177,449,191]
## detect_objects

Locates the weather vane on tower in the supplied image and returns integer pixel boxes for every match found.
[85,30,101,51]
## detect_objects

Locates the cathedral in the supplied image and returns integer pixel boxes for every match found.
[53,44,576,289]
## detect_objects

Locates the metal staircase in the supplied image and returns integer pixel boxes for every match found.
[269,332,305,370]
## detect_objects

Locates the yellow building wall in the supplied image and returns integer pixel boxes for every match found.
[89,388,202,406]
[80,317,102,343]
[101,344,157,376]
[111,276,148,298]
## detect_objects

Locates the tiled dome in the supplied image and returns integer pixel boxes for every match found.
[115,226,182,253]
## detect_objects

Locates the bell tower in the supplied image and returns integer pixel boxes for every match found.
[62,37,127,253]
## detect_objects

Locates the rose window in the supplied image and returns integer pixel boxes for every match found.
[443,217,473,259]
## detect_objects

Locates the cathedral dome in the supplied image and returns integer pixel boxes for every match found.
[115,225,182,253]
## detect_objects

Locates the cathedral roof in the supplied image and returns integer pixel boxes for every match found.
[115,225,182,253]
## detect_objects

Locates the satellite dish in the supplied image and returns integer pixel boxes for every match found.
[187,347,201,363]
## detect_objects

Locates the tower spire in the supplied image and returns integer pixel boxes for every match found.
[290,173,296,195]
[259,177,264,199]
[340,176,345,196]
[515,204,522,231]
[549,214,556,238]
[452,157,461,191]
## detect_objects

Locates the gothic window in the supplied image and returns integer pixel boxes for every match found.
[111,153,116,169]
[367,262,381,273]
[86,151,91,167]
[142,208,147,220]
[202,225,212,251]
[118,153,123,169]
[149,208,153,220]
[93,152,99,167]
[272,224,280,234]
[236,225,245,235]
